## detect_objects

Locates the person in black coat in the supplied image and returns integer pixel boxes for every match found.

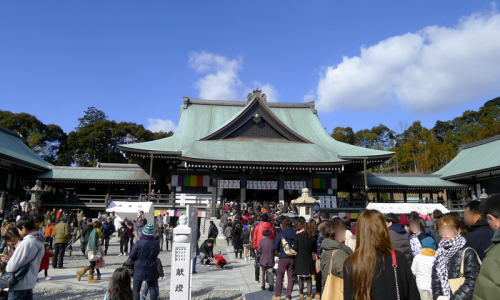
[464,200,494,260]
[233,224,244,259]
[292,220,316,299]
[208,221,219,244]
[198,239,215,264]
[385,213,413,265]
[344,210,419,300]
[431,215,481,300]
[129,223,161,300]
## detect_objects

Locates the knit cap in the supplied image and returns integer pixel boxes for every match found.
[421,236,437,250]
[399,214,409,226]
[142,223,155,236]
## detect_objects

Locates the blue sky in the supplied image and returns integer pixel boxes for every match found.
[1,1,499,135]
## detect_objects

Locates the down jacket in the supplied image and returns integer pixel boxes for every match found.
[431,246,481,300]
[252,222,275,249]
[389,224,412,265]
[129,237,161,282]
[473,226,500,300]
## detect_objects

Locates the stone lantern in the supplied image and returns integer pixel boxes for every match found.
[291,188,320,219]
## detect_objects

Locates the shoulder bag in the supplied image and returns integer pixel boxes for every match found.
[281,236,297,256]
[0,247,42,290]
[449,247,482,294]
[321,249,343,300]
[391,250,400,300]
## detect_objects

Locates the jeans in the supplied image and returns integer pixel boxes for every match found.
[192,257,197,273]
[133,279,158,300]
[158,238,164,250]
[165,239,171,251]
[53,243,66,268]
[142,281,160,298]
[8,289,33,300]
[129,237,134,250]
[226,237,233,246]
[198,253,206,263]
[275,258,295,299]
[119,238,128,254]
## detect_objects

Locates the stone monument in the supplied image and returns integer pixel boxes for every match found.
[170,214,192,300]
[291,188,320,219]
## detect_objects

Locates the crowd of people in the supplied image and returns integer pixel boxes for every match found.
[205,197,500,300]
[0,204,175,300]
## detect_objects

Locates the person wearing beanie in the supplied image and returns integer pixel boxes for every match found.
[411,236,437,300]
[129,223,160,300]
[399,214,410,227]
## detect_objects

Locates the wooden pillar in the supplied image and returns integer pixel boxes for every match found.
[403,190,408,203]
[376,190,381,202]
[419,191,423,203]
[240,176,247,204]
[279,175,284,200]
[105,184,111,207]
[429,191,433,202]
[211,181,218,218]
[147,153,154,202]
[390,190,394,203]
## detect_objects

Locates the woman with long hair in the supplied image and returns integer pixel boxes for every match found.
[343,210,419,300]
[103,268,133,300]
[293,220,316,300]
[77,220,102,283]
[431,214,480,300]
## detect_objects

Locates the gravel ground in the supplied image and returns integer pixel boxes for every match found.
[33,288,243,300]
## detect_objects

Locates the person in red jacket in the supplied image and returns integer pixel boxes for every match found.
[253,214,275,282]
[214,254,227,268]
[39,243,53,280]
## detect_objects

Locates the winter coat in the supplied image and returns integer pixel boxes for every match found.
[316,220,328,257]
[44,223,54,237]
[156,258,164,279]
[411,248,436,291]
[127,225,134,238]
[465,221,494,261]
[81,222,93,242]
[200,239,214,258]
[344,250,420,300]
[292,231,316,276]
[101,221,116,239]
[473,226,500,300]
[129,237,160,282]
[221,214,229,226]
[133,221,144,240]
[257,236,275,268]
[165,227,172,240]
[39,250,53,271]
[253,222,275,249]
[224,225,233,238]
[274,229,295,259]
[389,224,412,265]
[431,246,481,300]
[69,226,78,243]
[6,231,45,291]
[233,227,243,250]
[155,227,164,240]
[320,238,353,289]
[118,226,129,239]
[208,224,219,240]
[241,230,250,244]
[53,222,70,244]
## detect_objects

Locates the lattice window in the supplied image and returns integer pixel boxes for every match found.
[175,247,187,261]
[227,119,286,139]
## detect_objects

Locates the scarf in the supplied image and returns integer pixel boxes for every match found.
[96,228,102,238]
[141,235,156,241]
[434,234,466,296]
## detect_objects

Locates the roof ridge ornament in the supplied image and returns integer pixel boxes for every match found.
[247,88,267,103]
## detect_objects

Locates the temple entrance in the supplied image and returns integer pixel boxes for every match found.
[222,189,240,203]
[246,189,279,202]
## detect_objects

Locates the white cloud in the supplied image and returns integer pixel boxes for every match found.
[189,51,279,102]
[146,118,176,133]
[314,7,500,113]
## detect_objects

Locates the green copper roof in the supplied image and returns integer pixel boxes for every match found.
[345,174,468,189]
[434,135,500,179]
[35,165,151,182]
[120,97,394,164]
[0,126,52,171]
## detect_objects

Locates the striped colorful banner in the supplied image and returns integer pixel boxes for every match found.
[312,178,337,189]
[171,175,213,187]
[330,212,359,219]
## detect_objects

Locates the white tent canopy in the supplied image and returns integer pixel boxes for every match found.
[366,203,450,215]
[106,201,155,230]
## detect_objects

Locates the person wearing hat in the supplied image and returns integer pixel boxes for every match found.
[411,237,437,300]
[129,223,161,300]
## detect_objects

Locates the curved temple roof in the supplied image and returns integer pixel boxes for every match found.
[119,92,394,165]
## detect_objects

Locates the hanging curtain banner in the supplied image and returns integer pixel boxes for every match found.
[246,180,278,190]
[172,175,214,187]
[217,180,241,189]
[284,181,307,190]
[312,178,337,190]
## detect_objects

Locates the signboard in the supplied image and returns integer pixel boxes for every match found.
[246,180,278,190]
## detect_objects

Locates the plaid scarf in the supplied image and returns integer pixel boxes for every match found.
[434,234,466,296]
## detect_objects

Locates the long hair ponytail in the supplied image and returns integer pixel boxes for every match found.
[345,210,393,300]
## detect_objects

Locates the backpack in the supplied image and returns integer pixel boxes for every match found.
[281,235,297,256]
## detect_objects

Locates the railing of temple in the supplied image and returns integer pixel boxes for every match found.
[448,200,466,211]
[109,194,176,205]
[76,194,106,204]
